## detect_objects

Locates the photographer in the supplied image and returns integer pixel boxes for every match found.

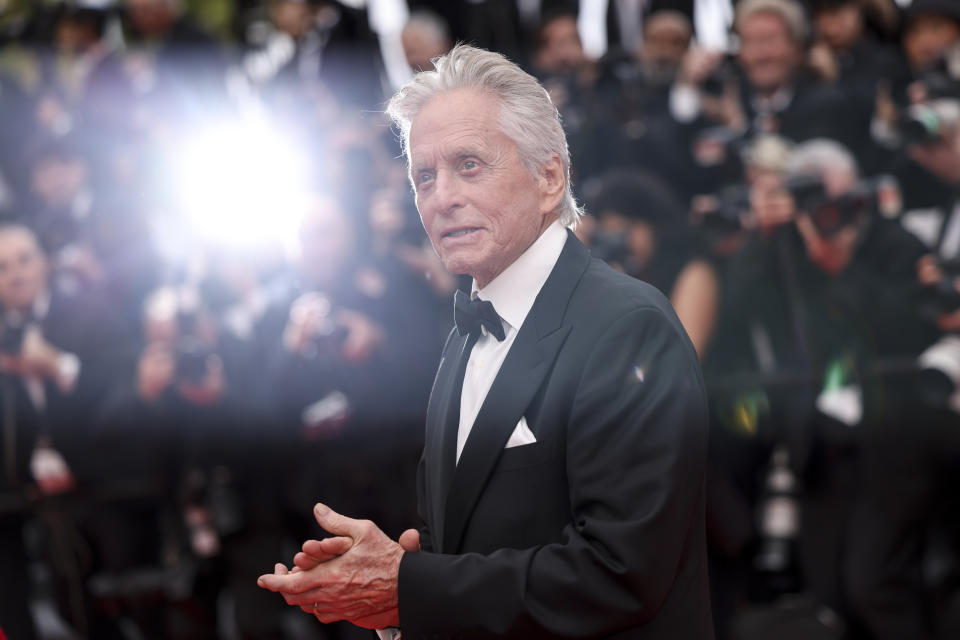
[707,138,939,634]
[90,281,265,637]
[0,223,119,639]
[263,195,439,530]
[901,98,960,333]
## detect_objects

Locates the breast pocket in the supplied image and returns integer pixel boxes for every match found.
[495,438,558,472]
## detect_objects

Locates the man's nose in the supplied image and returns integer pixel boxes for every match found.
[432,170,463,215]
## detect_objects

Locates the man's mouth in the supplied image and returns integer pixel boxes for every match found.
[443,227,480,239]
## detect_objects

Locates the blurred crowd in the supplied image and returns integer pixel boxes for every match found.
[0,1,959,639]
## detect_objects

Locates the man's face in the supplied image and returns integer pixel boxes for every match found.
[535,15,586,75]
[402,26,449,72]
[127,0,176,36]
[641,14,692,81]
[0,231,48,311]
[409,88,559,288]
[903,13,960,71]
[271,1,315,40]
[298,200,355,287]
[738,12,802,94]
[814,5,863,52]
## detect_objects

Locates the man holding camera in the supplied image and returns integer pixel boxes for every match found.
[0,223,117,639]
[718,137,950,637]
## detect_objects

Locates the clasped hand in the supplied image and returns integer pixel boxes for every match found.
[257,503,420,629]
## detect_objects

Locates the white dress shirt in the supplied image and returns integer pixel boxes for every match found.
[456,221,568,463]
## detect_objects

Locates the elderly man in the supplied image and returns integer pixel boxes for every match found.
[259,45,712,639]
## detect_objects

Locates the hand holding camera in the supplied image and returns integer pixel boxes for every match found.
[0,325,69,382]
[137,340,225,405]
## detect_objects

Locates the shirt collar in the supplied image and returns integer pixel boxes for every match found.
[472,221,567,332]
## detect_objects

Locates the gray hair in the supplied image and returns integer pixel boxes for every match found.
[735,0,808,45]
[385,44,582,226]
[786,138,858,179]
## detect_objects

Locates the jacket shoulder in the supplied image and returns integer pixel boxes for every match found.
[571,258,677,322]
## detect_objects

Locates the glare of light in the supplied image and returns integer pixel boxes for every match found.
[633,365,645,383]
[174,118,311,251]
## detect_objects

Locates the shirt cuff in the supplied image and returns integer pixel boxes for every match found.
[55,352,81,393]
[670,83,702,123]
[375,629,401,640]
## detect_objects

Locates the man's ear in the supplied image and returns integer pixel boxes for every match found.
[538,153,566,216]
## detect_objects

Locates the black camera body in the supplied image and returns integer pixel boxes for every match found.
[589,228,632,272]
[920,258,960,316]
[175,308,211,385]
[0,324,25,357]
[788,175,898,237]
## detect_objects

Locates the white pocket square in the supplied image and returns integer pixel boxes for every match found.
[505,416,537,448]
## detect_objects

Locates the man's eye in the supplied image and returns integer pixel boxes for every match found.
[462,160,478,171]
[418,172,434,185]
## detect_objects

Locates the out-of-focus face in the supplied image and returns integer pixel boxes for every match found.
[534,15,586,75]
[127,0,177,36]
[738,11,803,94]
[298,199,355,287]
[903,13,960,71]
[30,156,88,209]
[815,4,863,52]
[409,88,562,288]
[641,13,692,81]
[55,18,99,54]
[271,1,315,40]
[0,229,48,312]
[402,25,450,72]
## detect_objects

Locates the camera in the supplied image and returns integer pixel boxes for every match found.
[919,258,960,317]
[288,292,348,361]
[894,52,960,146]
[0,324,25,356]
[897,103,956,147]
[692,184,752,234]
[788,175,901,237]
[589,228,632,272]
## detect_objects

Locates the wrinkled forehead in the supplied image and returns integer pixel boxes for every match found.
[406,89,505,161]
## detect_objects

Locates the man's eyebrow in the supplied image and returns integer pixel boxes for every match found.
[410,160,433,175]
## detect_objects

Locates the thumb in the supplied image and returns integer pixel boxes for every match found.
[399,528,421,552]
[313,503,362,538]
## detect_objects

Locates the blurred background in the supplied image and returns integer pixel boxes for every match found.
[0,0,958,639]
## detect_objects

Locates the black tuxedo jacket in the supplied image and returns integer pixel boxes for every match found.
[397,232,713,639]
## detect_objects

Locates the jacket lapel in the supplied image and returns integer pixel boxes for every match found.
[423,328,468,549]
[441,231,591,553]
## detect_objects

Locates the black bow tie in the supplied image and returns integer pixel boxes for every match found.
[454,289,505,341]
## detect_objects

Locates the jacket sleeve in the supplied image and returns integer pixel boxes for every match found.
[397,306,710,639]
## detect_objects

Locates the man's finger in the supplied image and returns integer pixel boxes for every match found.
[293,536,352,571]
[399,528,420,552]
[313,503,366,538]
[293,551,323,571]
[316,535,353,556]
[258,566,314,594]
